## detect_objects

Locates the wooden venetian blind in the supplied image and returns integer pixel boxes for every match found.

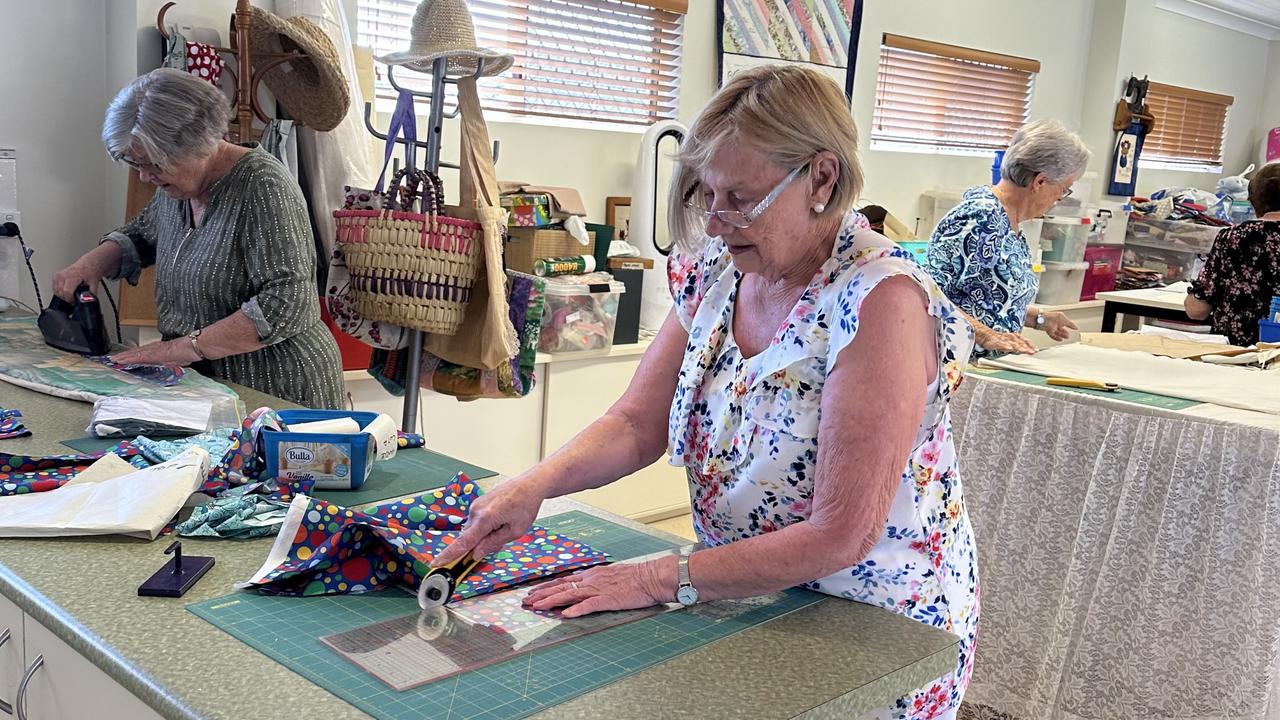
[1142,81,1233,167]
[357,0,685,127]
[873,34,1039,152]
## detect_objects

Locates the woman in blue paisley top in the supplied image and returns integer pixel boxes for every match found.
[923,120,1090,355]
[437,66,980,720]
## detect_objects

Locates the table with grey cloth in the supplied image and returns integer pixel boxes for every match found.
[952,373,1280,720]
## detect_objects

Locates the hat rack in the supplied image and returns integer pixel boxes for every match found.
[156,0,308,142]
[360,58,500,431]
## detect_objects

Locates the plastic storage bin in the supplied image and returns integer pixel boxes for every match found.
[539,272,626,355]
[1260,320,1280,343]
[1040,217,1092,263]
[260,410,381,490]
[1080,244,1123,300]
[1123,217,1221,283]
[1036,261,1089,305]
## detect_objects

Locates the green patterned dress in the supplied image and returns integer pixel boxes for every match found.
[105,147,344,408]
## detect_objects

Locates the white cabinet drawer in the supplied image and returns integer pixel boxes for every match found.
[17,616,162,720]
[0,593,21,716]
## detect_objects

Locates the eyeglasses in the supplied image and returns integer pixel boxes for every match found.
[112,153,162,174]
[683,164,808,230]
[1059,186,1074,200]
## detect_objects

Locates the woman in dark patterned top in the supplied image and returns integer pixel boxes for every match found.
[53,69,343,408]
[1186,163,1280,346]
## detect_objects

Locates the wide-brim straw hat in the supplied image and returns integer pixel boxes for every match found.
[249,7,351,131]
[376,0,515,78]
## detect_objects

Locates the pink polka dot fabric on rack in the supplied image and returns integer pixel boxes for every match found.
[241,475,611,601]
[184,42,224,86]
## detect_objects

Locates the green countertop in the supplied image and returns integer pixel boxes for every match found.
[0,378,959,719]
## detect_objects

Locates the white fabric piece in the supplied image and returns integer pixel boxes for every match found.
[983,343,1280,415]
[950,374,1280,720]
[1135,324,1231,344]
[274,0,374,262]
[0,448,210,540]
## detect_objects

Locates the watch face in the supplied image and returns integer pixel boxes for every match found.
[676,586,699,606]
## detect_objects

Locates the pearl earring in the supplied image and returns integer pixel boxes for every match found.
[813,203,826,213]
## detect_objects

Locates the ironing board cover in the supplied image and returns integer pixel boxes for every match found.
[239,476,610,601]
[0,316,236,404]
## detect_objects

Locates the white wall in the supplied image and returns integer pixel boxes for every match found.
[1254,38,1280,163]
[0,1,111,313]
[1117,0,1270,193]
[849,0,1096,228]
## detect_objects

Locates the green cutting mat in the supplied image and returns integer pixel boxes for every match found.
[189,511,823,720]
[968,366,1200,410]
[59,437,496,506]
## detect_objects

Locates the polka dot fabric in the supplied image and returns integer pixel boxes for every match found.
[0,442,147,496]
[242,475,611,601]
[184,42,224,87]
[396,431,425,449]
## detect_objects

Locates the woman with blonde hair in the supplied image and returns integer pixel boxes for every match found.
[435,65,978,719]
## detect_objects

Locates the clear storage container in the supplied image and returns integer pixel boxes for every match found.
[1036,261,1089,305]
[539,272,626,355]
[1040,216,1092,263]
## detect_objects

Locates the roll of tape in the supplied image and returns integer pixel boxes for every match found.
[287,418,361,435]
[362,413,399,461]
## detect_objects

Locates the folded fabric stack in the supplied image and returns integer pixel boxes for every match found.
[0,407,30,439]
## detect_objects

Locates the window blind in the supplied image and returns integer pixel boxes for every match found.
[1141,81,1233,167]
[357,0,684,127]
[873,34,1039,152]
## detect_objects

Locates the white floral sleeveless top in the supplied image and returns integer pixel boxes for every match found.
[666,211,979,720]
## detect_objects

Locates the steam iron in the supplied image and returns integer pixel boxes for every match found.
[38,284,110,356]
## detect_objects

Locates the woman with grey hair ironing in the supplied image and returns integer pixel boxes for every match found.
[924,119,1091,355]
[53,68,343,407]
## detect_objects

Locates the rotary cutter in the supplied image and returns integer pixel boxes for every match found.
[417,554,483,610]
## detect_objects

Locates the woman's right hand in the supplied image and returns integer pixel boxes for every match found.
[52,261,103,303]
[430,474,547,568]
[977,328,1038,354]
[53,244,121,302]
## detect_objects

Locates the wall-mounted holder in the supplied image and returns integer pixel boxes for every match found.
[138,541,214,598]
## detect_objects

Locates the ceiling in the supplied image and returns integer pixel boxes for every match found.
[1156,0,1280,38]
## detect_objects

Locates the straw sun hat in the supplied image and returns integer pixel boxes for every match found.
[248,7,351,131]
[376,0,515,77]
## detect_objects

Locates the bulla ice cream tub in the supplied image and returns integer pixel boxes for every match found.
[261,410,390,490]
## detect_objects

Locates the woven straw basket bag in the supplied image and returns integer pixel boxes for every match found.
[333,167,483,335]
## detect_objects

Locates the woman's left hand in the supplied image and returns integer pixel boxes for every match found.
[1041,311,1078,342]
[523,559,674,618]
[109,339,199,366]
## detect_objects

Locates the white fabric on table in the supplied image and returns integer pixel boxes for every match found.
[0,448,209,540]
[983,343,1280,415]
[951,374,1280,720]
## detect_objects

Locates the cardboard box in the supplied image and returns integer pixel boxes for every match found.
[506,228,596,274]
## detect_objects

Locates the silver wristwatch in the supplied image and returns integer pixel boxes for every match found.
[188,328,207,360]
[675,550,699,606]
[1034,311,1046,328]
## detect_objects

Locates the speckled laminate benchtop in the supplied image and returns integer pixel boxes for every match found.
[0,379,959,719]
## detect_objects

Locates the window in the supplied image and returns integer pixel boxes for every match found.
[357,0,685,128]
[1140,81,1233,170]
[872,34,1039,155]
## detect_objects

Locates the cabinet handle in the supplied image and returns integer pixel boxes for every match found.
[0,629,10,715]
[14,655,41,720]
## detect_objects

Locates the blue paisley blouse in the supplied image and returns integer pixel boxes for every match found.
[666,211,979,720]
[923,186,1037,336]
